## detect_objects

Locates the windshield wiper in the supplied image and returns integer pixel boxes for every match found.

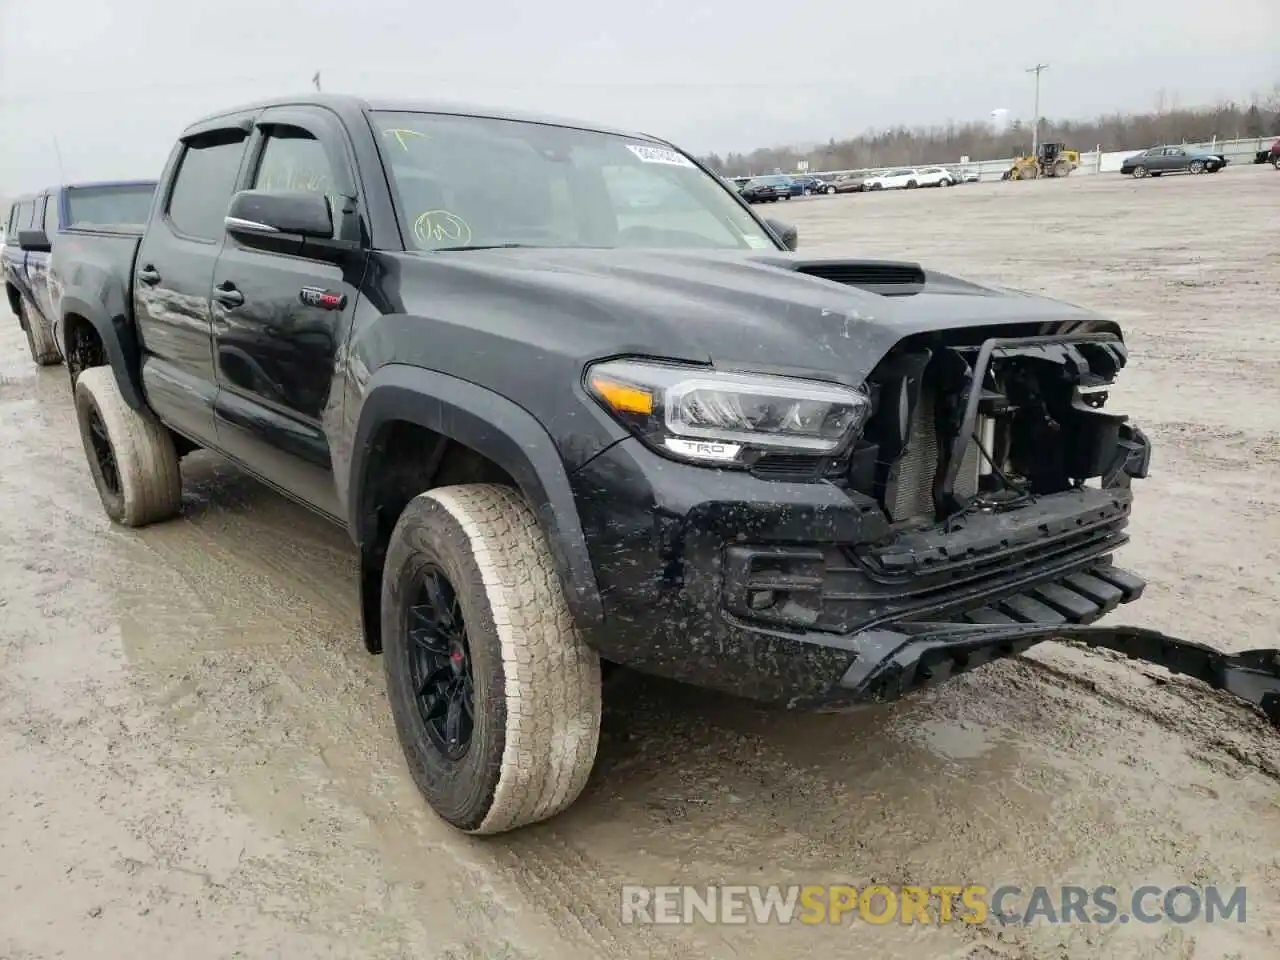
[431,242,541,252]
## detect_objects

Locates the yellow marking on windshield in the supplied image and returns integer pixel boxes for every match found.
[414,210,472,247]
[383,128,429,151]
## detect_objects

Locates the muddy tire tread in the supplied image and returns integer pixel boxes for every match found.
[397,483,601,834]
[75,366,182,526]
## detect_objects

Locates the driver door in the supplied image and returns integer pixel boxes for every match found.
[209,106,366,518]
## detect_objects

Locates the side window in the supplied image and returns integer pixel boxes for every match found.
[42,196,58,235]
[167,135,249,241]
[17,201,35,231]
[253,129,341,212]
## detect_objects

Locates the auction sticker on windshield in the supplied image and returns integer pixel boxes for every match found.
[626,144,696,167]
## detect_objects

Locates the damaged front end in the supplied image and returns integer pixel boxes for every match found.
[800,323,1280,726]
[834,621,1280,728]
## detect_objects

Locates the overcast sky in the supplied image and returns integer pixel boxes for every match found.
[1,0,1276,194]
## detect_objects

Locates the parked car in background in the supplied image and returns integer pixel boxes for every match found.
[1119,145,1228,178]
[949,167,980,183]
[740,176,791,203]
[862,168,920,190]
[915,166,955,187]
[4,181,157,366]
[829,174,865,194]
[1253,139,1280,167]
[790,175,833,196]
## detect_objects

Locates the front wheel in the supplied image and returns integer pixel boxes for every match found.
[73,366,182,526]
[825,184,836,194]
[1133,165,1148,179]
[382,484,602,835]
[1189,160,1205,174]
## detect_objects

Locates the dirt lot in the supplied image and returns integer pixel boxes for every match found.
[2,165,1278,960]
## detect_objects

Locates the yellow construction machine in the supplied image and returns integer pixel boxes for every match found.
[1003,142,1080,180]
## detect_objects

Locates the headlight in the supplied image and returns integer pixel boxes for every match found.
[585,359,871,465]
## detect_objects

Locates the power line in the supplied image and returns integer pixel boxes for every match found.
[1026,63,1049,154]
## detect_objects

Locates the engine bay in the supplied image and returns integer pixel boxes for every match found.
[847,328,1151,526]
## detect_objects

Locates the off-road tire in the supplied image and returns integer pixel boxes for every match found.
[18,302,60,366]
[382,483,602,835]
[73,366,182,526]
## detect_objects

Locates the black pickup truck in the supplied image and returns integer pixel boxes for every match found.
[49,94,1280,835]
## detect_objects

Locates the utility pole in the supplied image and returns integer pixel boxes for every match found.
[1026,63,1049,155]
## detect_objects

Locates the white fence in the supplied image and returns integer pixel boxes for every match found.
[789,136,1273,184]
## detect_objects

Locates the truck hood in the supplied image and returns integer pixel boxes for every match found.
[409,247,1103,383]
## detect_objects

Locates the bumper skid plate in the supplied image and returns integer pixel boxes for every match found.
[838,621,1280,727]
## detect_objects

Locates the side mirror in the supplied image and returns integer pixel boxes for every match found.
[226,190,334,241]
[18,229,52,253]
[765,218,798,251]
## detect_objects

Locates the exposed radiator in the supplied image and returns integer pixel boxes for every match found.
[889,385,981,521]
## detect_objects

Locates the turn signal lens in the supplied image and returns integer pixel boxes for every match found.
[587,376,655,415]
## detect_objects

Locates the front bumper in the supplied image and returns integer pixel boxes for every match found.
[570,436,1152,707]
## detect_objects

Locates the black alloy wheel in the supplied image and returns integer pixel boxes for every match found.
[406,565,475,761]
[85,401,123,502]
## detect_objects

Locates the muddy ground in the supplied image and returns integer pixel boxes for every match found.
[2,165,1278,960]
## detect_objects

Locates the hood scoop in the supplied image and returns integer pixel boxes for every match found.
[793,260,927,296]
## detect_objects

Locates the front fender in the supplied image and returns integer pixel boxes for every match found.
[58,293,147,412]
[348,363,605,629]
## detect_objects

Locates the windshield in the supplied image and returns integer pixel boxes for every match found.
[372,111,778,252]
[65,184,156,229]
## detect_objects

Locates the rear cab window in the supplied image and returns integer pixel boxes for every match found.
[42,195,58,236]
[166,132,250,242]
[65,183,156,230]
[6,200,34,246]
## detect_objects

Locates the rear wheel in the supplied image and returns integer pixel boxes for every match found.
[73,367,182,526]
[18,302,60,366]
[382,484,602,834]
[905,180,917,189]
[825,184,836,194]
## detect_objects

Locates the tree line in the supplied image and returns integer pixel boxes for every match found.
[702,87,1280,176]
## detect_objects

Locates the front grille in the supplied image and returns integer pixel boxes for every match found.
[751,453,826,481]
[889,384,980,521]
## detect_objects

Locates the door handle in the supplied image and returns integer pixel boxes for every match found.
[212,281,244,308]
[137,265,161,285]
